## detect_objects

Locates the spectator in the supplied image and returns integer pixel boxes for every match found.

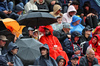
[33,29,39,40]
[28,27,34,38]
[56,55,66,66]
[0,0,19,20]
[62,31,81,60]
[83,1,98,28]
[79,48,98,66]
[0,55,13,66]
[7,0,13,11]
[14,0,24,15]
[24,0,38,13]
[39,25,69,65]
[53,22,72,44]
[0,35,8,55]
[45,0,59,12]
[36,0,49,10]
[70,15,85,35]
[58,0,68,13]
[62,5,77,23]
[50,4,63,17]
[4,42,24,66]
[51,16,63,31]
[67,54,79,66]
[34,44,58,66]
[79,25,92,44]
[92,26,100,37]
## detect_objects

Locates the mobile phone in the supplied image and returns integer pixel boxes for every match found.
[11,61,14,64]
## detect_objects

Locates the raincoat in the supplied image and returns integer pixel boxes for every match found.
[49,4,63,17]
[0,0,8,11]
[70,15,85,35]
[39,25,69,65]
[0,55,8,66]
[34,44,58,66]
[24,0,38,13]
[36,0,49,10]
[4,42,23,66]
[92,26,100,37]
[62,5,77,23]
[62,31,81,59]
[56,55,66,66]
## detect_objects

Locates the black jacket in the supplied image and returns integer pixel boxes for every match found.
[79,56,98,66]
[34,44,58,66]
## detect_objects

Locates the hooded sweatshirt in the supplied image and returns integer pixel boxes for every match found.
[24,0,38,13]
[50,4,63,17]
[34,44,58,66]
[4,42,23,66]
[70,15,85,35]
[56,55,66,66]
[39,25,69,65]
[62,5,77,23]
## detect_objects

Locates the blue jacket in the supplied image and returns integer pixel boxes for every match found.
[4,42,23,66]
[0,0,8,11]
[70,15,85,35]
[67,60,79,66]
[62,31,81,60]
[0,55,7,66]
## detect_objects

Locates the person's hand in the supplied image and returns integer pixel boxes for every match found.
[7,62,14,66]
[8,11,12,14]
[74,50,80,55]
[51,1,56,5]
[3,10,8,14]
[80,13,84,16]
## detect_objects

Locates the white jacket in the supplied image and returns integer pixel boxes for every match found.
[24,0,38,13]
[62,5,77,23]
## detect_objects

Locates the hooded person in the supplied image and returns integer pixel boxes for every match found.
[62,31,81,60]
[34,44,58,66]
[49,4,63,17]
[35,0,49,10]
[24,0,38,13]
[62,5,77,23]
[92,26,100,37]
[70,15,85,35]
[4,42,23,66]
[56,55,66,66]
[39,25,69,65]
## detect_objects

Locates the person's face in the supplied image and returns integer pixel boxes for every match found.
[65,28,70,33]
[56,10,61,14]
[85,6,89,11]
[45,28,51,36]
[74,36,79,42]
[33,31,38,37]
[85,30,91,38]
[41,48,48,56]
[71,58,78,65]
[58,59,65,66]
[73,5,79,10]
[11,48,18,55]
[39,0,43,3]
[92,37,98,44]
[87,50,95,61]
[69,11,76,17]
[57,18,62,24]
[0,40,6,47]
[29,30,33,36]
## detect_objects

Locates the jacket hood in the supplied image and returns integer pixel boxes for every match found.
[82,25,92,35]
[53,4,62,14]
[29,0,35,4]
[67,5,77,14]
[71,15,82,25]
[44,25,53,35]
[37,0,44,4]
[22,27,29,37]
[71,31,81,43]
[83,1,91,8]
[56,55,66,66]
[40,44,49,51]
[92,26,100,36]
[8,42,19,52]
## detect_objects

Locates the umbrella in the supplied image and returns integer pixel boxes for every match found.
[18,12,57,27]
[2,18,26,37]
[15,38,43,66]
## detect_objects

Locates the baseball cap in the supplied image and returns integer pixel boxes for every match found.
[28,27,34,31]
[62,22,73,29]
[0,35,8,41]
[71,55,79,60]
